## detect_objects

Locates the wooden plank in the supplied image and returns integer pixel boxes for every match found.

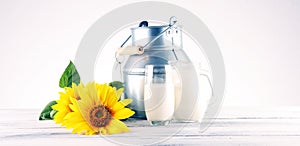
[1,108,300,145]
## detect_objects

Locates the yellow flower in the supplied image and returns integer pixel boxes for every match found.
[52,83,82,125]
[62,82,135,135]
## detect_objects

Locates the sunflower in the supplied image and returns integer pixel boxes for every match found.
[52,83,82,125]
[62,82,135,135]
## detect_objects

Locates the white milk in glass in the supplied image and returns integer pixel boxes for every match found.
[144,83,174,121]
[144,65,175,126]
[174,62,201,122]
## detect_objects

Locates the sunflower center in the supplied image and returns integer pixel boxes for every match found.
[95,110,103,118]
[89,105,112,128]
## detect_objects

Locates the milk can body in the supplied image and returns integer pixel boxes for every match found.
[122,24,200,120]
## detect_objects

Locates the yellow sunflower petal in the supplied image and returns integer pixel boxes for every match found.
[64,113,85,124]
[53,81,134,135]
[95,84,104,102]
[119,98,132,107]
[99,127,108,135]
[111,99,133,113]
[102,119,130,135]
[113,108,135,120]
[77,86,97,111]
[77,85,89,101]
[101,85,110,106]
[106,87,125,108]
[73,122,96,135]
[106,89,116,107]
[52,88,75,124]
[69,104,77,112]
[85,82,99,103]
[116,88,124,100]
[111,102,123,113]
[63,110,96,135]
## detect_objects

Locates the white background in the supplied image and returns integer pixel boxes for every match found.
[0,0,299,109]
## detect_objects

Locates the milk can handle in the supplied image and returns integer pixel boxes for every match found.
[120,21,148,48]
[115,21,148,64]
[116,17,178,62]
[139,21,148,27]
[119,16,178,50]
[141,16,177,49]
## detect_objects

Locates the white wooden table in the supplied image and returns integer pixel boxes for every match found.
[1,107,300,145]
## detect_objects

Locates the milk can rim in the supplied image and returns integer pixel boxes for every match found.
[130,25,182,30]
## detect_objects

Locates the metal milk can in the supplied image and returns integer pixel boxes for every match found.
[115,17,201,120]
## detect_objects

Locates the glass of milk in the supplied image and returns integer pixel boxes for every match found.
[144,65,175,126]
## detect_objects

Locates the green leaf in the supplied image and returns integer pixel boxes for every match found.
[39,100,57,120]
[59,61,80,88]
[50,110,58,119]
[109,81,124,90]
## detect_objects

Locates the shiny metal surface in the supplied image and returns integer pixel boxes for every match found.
[123,54,171,119]
[131,25,182,49]
[123,24,185,119]
[123,74,146,119]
